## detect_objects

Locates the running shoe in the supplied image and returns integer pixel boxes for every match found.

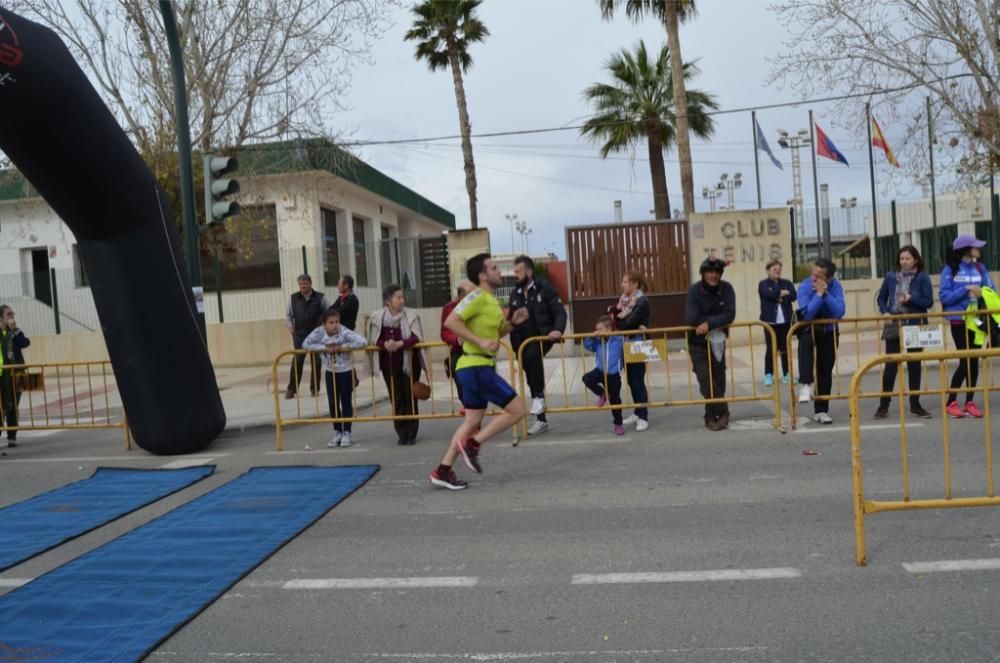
[339,432,352,448]
[814,412,833,425]
[530,398,546,415]
[623,415,639,426]
[613,424,625,436]
[527,421,549,436]
[763,374,774,387]
[635,419,649,432]
[429,468,468,490]
[456,437,482,474]
[910,405,933,419]
[946,402,965,419]
[328,432,341,448]
[596,394,607,407]
[965,401,984,418]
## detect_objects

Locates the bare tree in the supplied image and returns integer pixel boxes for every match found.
[8,0,395,155]
[769,0,1000,182]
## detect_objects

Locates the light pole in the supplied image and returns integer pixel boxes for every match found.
[717,172,742,209]
[702,185,722,212]
[777,128,812,263]
[840,196,858,235]
[515,220,532,255]
[505,213,518,255]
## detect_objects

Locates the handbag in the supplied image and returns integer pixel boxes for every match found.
[881,321,900,341]
[411,379,431,401]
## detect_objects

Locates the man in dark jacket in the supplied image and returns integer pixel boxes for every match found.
[0,305,30,449]
[508,256,567,436]
[685,258,736,431]
[331,275,360,331]
[284,274,330,399]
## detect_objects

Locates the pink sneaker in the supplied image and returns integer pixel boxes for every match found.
[946,401,965,419]
[965,402,984,418]
[596,394,607,407]
[614,424,625,436]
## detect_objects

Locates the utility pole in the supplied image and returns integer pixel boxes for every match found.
[777,128,812,263]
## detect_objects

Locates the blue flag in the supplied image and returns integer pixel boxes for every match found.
[755,120,783,170]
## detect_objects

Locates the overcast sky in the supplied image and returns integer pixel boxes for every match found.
[340,0,929,257]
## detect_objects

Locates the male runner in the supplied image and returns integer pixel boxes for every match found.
[430,253,528,490]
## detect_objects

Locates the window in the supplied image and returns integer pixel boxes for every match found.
[200,205,280,292]
[73,245,89,288]
[380,225,396,288]
[353,217,368,287]
[322,208,340,287]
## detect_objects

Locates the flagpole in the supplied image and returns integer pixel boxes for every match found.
[927,96,938,230]
[866,102,879,277]
[752,110,763,209]
[808,110,823,260]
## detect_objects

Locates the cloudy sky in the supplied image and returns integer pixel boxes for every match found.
[338,0,930,258]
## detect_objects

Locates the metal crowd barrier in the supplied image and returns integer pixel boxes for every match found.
[514,322,783,434]
[0,361,131,449]
[849,347,1000,566]
[787,308,1000,429]
[272,340,519,451]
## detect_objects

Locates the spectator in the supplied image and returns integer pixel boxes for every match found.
[0,305,29,450]
[758,260,796,386]
[366,284,427,445]
[796,258,846,425]
[582,315,626,436]
[939,234,994,419]
[284,274,330,399]
[303,308,367,448]
[609,271,651,432]
[686,258,737,431]
[442,283,473,407]
[507,255,567,437]
[330,275,360,331]
[875,245,934,420]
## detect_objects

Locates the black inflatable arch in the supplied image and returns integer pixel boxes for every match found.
[0,9,226,454]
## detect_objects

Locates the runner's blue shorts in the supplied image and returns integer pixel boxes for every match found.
[455,366,518,410]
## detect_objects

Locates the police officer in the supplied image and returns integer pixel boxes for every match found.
[507,256,567,436]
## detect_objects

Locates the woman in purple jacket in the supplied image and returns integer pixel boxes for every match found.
[938,235,994,419]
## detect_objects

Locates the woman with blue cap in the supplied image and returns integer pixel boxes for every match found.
[939,234,993,419]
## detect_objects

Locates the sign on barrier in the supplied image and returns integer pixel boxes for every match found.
[902,325,944,350]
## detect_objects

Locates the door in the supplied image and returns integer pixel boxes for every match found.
[31,248,52,306]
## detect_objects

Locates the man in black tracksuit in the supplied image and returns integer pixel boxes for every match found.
[508,256,567,436]
[284,274,330,399]
[685,257,736,431]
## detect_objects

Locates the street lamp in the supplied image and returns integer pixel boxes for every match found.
[840,196,858,235]
[515,220,532,255]
[777,128,812,261]
[716,172,742,209]
[505,213,518,255]
[702,185,722,212]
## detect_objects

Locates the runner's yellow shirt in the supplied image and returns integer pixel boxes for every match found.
[453,288,504,370]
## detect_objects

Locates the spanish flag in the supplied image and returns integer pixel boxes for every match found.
[871,114,900,168]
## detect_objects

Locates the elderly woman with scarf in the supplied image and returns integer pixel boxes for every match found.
[875,245,933,420]
[608,271,651,432]
[367,284,427,445]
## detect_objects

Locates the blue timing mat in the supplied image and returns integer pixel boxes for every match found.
[0,466,215,572]
[0,465,379,663]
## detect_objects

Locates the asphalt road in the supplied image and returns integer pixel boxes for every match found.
[2,392,1000,662]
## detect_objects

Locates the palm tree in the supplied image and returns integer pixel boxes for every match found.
[581,41,717,221]
[599,0,699,218]
[404,0,489,229]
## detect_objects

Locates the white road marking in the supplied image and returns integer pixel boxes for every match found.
[264,448,370,455]
[794,423,926,434]
[282,576,479,590]
[160,457,216,469]
[0,578,32,587]
[0,453,229,464]
[903,558,1000,573]
[517,437,632,446]
[152,647,769,660]
[571,567,802,585]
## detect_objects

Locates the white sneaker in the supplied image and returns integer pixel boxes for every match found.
[530,398,546,416]
[622,415,639,426]
[635,419,650,432]
[798,384,813,403]
[328,432,341,448]
[339,432,352,448]
[814,412,833,425]
[527,420,549,436]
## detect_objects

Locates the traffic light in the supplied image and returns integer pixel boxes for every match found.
[203,154,241,224]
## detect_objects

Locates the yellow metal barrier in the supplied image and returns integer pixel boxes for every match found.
[850,347,1000,566]
[272,340,519,451]
[0,361,131,449]
[514,322,783,434]
[787,308,1000,429]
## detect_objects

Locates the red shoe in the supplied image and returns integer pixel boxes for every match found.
[946,402,965,419]
[429,468,468,490]
[455,437,482,474]
[965,402,984,418]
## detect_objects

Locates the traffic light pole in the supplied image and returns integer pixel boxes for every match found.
[160,0,206,343]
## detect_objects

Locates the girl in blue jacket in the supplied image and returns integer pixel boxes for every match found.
[875,246,933,419]
[582,316,626,436]
[939,235,994,419]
